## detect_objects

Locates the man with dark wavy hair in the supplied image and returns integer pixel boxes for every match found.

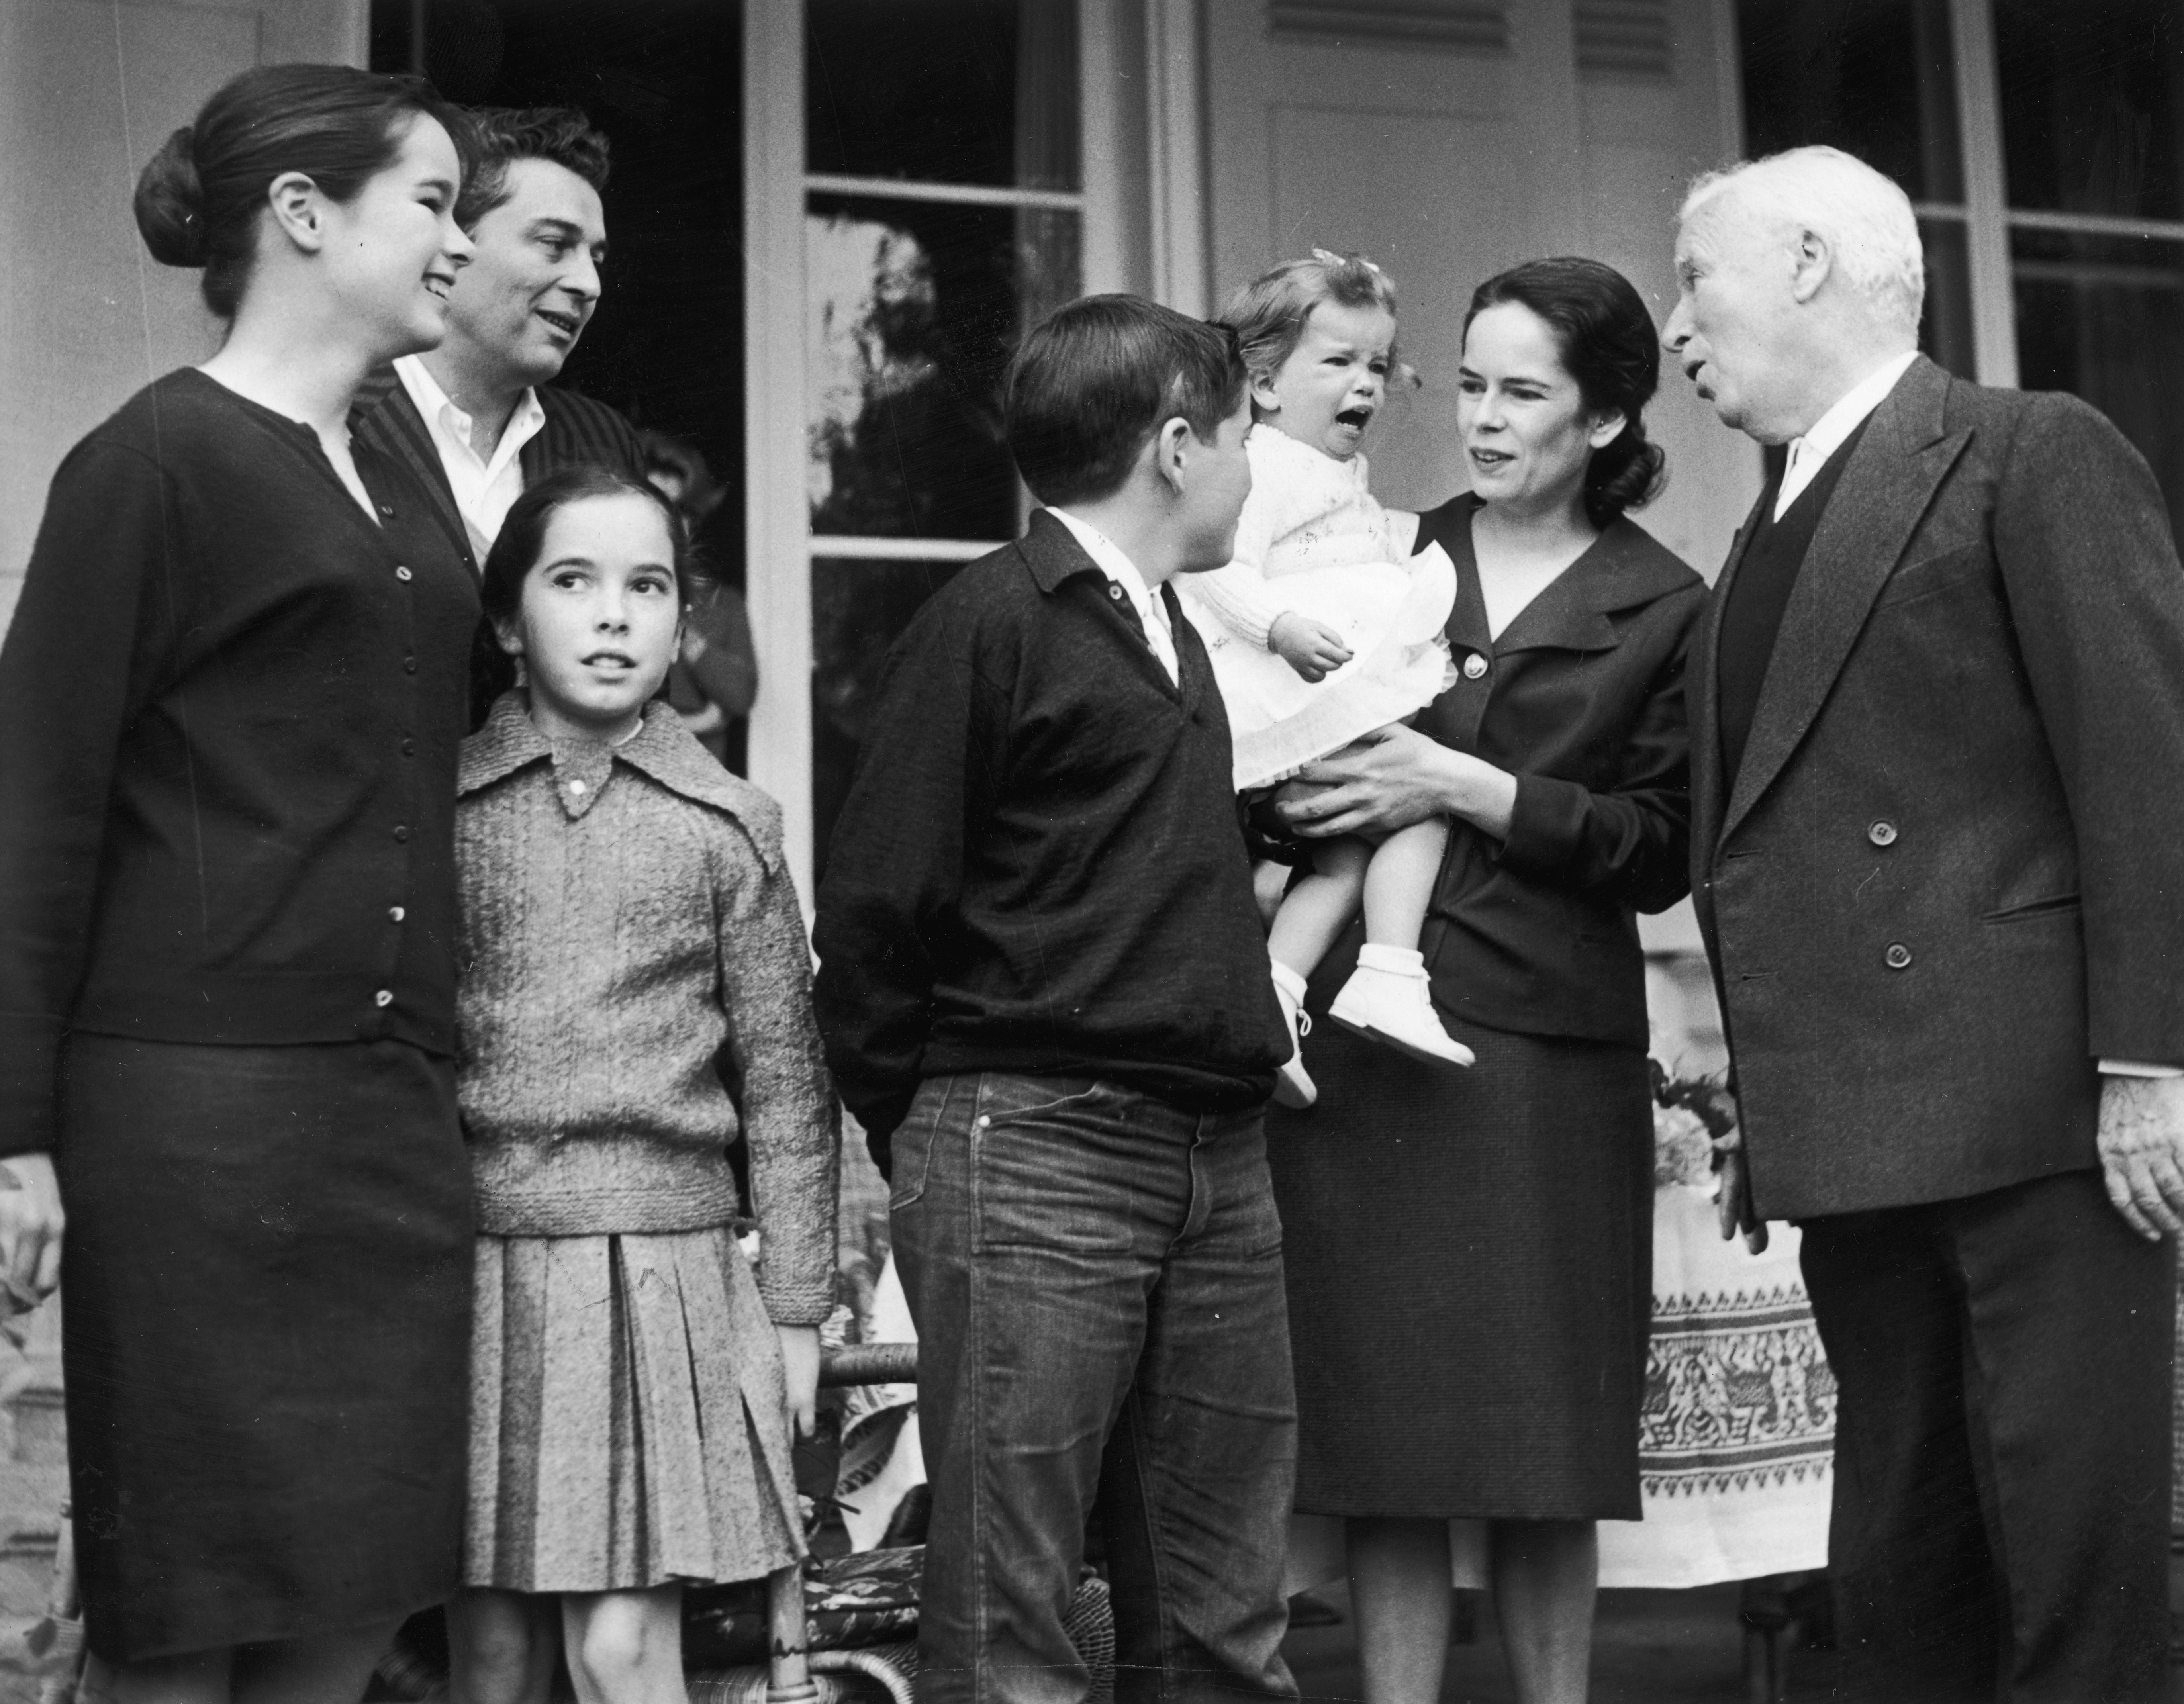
[815,296,1297,1704]
[351,106,642,573]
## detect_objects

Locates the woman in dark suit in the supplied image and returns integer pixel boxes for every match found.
[1266,257,1703,1704]
[0,64,477,1703]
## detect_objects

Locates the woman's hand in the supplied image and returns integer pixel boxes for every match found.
[777,1323,821,1439]
[1268,613,1353,683]
[1277,723,1517,841]
[0,1154,63,1307]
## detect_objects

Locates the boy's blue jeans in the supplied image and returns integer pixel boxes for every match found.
[889,1072,1299,1704]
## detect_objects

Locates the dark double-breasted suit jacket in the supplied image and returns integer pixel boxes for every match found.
[348,367,647,576]
[1690,354,2184,1221]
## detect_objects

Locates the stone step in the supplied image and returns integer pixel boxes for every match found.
[0,1441,67,1624]
[0,1377,62,1473]
[0,1534,56,1626]
[1,1398,60,1477]
[0,1302,71,1632]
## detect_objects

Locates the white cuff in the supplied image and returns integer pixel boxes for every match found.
[2099,1059,2184,1078]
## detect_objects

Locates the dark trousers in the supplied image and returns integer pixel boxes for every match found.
[1797,1167,2175,1703]
[890,1072,1299,1704]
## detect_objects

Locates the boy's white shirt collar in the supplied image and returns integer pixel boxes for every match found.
[1046,507,1180,685]
[1774,349,1918,520]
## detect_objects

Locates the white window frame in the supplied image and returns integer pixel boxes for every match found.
[742,0,1131,905]
[1920,0,2184,389]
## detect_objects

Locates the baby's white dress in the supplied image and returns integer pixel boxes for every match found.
[1178,425,1457,791]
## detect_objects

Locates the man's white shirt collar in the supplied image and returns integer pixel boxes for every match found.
[392,354,548,554]
[1046,508,1180,685]
[1774,349,1919,521]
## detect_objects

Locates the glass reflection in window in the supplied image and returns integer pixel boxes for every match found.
[1740,0,1963,203]
[1994,0,2184,221]
[2013,229,2184,538]
[806,194,1080,539]
[807,0,1079,189]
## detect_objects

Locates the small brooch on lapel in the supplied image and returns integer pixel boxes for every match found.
[550,744,616,820]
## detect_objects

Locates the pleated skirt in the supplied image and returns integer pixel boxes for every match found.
[465,1228,805,1593]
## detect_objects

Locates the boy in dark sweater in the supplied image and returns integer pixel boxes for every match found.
[813,297,1297,1704]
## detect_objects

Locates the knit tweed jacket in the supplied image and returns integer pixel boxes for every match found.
[456,693,839,1326]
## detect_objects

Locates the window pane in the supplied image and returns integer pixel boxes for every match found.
[807,194,1080,539]
[813,559,970,880]
[1918,217,1976,376]
[807,0,1080,189]
[2013,229,2184,537]
[1994,0,2184,221]
[1739,0,1964,202]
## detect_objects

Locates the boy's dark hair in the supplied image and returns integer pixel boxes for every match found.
[1004,295,1248,508]
[455,106,611,231]
[472,466,705,719]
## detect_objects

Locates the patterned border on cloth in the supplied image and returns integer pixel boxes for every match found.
[1640,1285,1837,1499]
[1599,1187,1833,1589]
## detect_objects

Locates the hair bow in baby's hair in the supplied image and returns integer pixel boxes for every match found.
[1312,246,1383,274]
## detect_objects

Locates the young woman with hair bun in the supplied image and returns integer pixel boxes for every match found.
[0,61,478,1704]
[1264,256,1702,1704]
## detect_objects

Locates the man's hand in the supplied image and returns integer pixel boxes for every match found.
[1268,613,1353,683]
[0,1154,63,1305]
[1712,1128,1769,1254]
[777,1323,821,1439]
[2097,1075,2184,1240]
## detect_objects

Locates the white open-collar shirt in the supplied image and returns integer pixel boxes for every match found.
[1773,349,1918,521]
[394,353,548,558]
[1047,507,1181,686]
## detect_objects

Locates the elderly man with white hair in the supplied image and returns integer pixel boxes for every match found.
[1666,144,2184,1702]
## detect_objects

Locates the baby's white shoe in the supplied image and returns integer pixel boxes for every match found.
[1270,961,1317,1109]
[1329,945,1475,1069]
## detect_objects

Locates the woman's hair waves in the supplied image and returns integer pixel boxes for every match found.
[1465,257,1666,529]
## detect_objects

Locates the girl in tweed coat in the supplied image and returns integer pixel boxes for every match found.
[449,468,839,1704]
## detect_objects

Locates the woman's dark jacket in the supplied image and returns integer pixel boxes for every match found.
[0,370,479,1156]
[1405,494,1704,1049]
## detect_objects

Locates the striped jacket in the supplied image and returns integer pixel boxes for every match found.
[349,366,648,577]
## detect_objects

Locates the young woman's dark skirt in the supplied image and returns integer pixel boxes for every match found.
[54,1034,473,1661]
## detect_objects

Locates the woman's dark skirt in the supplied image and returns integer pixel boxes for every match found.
[54,1035,474,1661]
[1266,1015,1653,1522]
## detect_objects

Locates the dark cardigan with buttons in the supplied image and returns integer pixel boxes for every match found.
[0,369,478,1155]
